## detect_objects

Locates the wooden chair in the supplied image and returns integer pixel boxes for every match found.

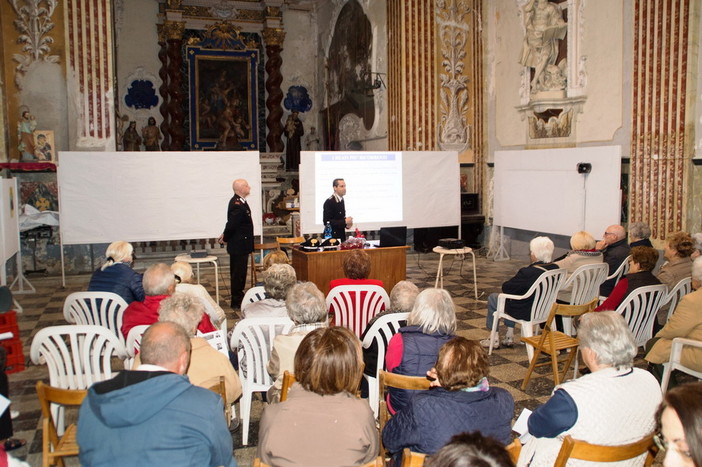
[401,448,426,467]
[36,381,87,467]
[280,370,297,402]
[553,434,658,466]
[661,337,702,392]
[378,370,432,461]
[506,438,522,465]
[276,236,305,250]
[521,298,598,390]
[249,242,280,287]
[207,375,232,424]
[488,269,567,362]
[254,457,384,467]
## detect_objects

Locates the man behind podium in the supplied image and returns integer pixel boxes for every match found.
[323,178,353,240]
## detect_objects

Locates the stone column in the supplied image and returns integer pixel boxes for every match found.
[164,20,186,151]
[263,27,286,152]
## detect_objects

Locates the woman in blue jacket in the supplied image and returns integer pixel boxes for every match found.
[88,241,145,304]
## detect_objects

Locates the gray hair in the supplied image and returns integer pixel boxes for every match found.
[102,241,134,271]
[140,321,191,368]
[263,264,297,300]
[407,288,457,335]
[286,282,327,324]
[578,311,635,369]
[158,293,205,337]
[693,256,702,282]
[143,263,175,296]
[530,236,554,263]
[170,261,193,283]
[629,222,651,240]
[390,280,419,313]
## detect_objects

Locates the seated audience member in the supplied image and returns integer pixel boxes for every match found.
[655,382,702,467]
[88,240,144,304]
[386,288,456,414]
[361,281,419,389]
[481,236,557,349]
[133,294,241,408]
[518,311,662,466]
[171,261,225,328]
[121,263,216,339]
[426,431,516,467]
[596,224,631,296]
[629,222,653,248]
[657,231,694,290]
[267,282,328,403]
[78,322,236,467]
[596,246,660,311]
[645,256,702,385]
[329,249,384,290]
[553,231,603,303]
[242,263,296,318]
[383,337,514,462]
[258,327,378,466]
[262,249,289,269]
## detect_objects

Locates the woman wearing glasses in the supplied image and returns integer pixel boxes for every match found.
[656,382,702,466]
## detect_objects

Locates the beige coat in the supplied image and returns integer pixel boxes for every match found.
[646,287,702,372]
[656,257,692,291]
[135,337,241,404]
[554,251,603,302]
[258,385,378,467]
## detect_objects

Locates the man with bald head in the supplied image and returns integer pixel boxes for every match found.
[218,178,254,308]
[78,322,237,466]
[596,224,631,296]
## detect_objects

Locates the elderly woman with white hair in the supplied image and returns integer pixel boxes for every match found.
[629,222,653,248]
[133,293,241,408]
[518,311,662,466]
[88,241,144,304]
[242,263,297,318]
[646,256,702,386]
[266,281,328,403]
[385,288,457,414]
[553,231,603,303]
[481,236,557,350]
[171,261,225,328]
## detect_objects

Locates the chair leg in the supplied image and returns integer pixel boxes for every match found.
[240,389,252,445]
[522,325,535,362]
[488,313,501,356]
[521,347,543,390]
[560,348,577,384]
[366,375,379,419]
[660,363,672,393]
[551,347,561,386]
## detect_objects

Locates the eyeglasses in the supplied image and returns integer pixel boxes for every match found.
[604,232,616,237]
[654,433,692,459]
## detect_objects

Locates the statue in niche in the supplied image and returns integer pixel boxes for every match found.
[17,109,37,161]
[142,117,162,151]
[284,111,304,171]
[520,0,567,93]
[305,126,320,151]
[543,62,567,91]
[123,121,142,151]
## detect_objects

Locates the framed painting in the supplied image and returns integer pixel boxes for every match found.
[187,46,258,151]
[33,130,55,163]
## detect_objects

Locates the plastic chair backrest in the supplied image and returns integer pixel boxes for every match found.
[230,317,294,389]
[615,284,668,349]
[362,312,409,378]
[327,285,390,338]
[665,277,692,321]
[30,324,127,389]
[241,286,267,309]
[124,324,150,369]
[565,263,609,306]
[553,434,657,466]
[63,291,128,343]
[525,269,567,324]
[607,255,631,284]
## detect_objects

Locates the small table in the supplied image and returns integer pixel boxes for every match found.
[174,254,219,304]
[433,246,478,299]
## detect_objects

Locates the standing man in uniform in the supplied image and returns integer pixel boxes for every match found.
[323,178,353,240]
[219,179,254,309]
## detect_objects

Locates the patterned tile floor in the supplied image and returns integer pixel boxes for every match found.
[5,248,656,466]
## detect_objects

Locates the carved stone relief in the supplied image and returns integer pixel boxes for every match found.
[338,113,362,150]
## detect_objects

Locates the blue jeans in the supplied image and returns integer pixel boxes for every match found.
[485,293,515,331]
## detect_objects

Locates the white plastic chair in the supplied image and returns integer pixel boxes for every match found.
[241,286,266,309]
[615,284,668,350]
[229,317,294,445]
[361,312,409,418]
[327,285,390,338]
[599,255,631,302]
[661,337,702,392]
[124,324,150,370]
[561,263,609,336]
[63,291,128,343]
[664,277,692,321]
[488,268,567,362]
[30,325,127,433]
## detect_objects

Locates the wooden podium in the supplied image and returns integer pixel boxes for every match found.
[291,246,409,295]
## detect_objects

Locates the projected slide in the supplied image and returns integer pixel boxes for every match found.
[314,152,403,225]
